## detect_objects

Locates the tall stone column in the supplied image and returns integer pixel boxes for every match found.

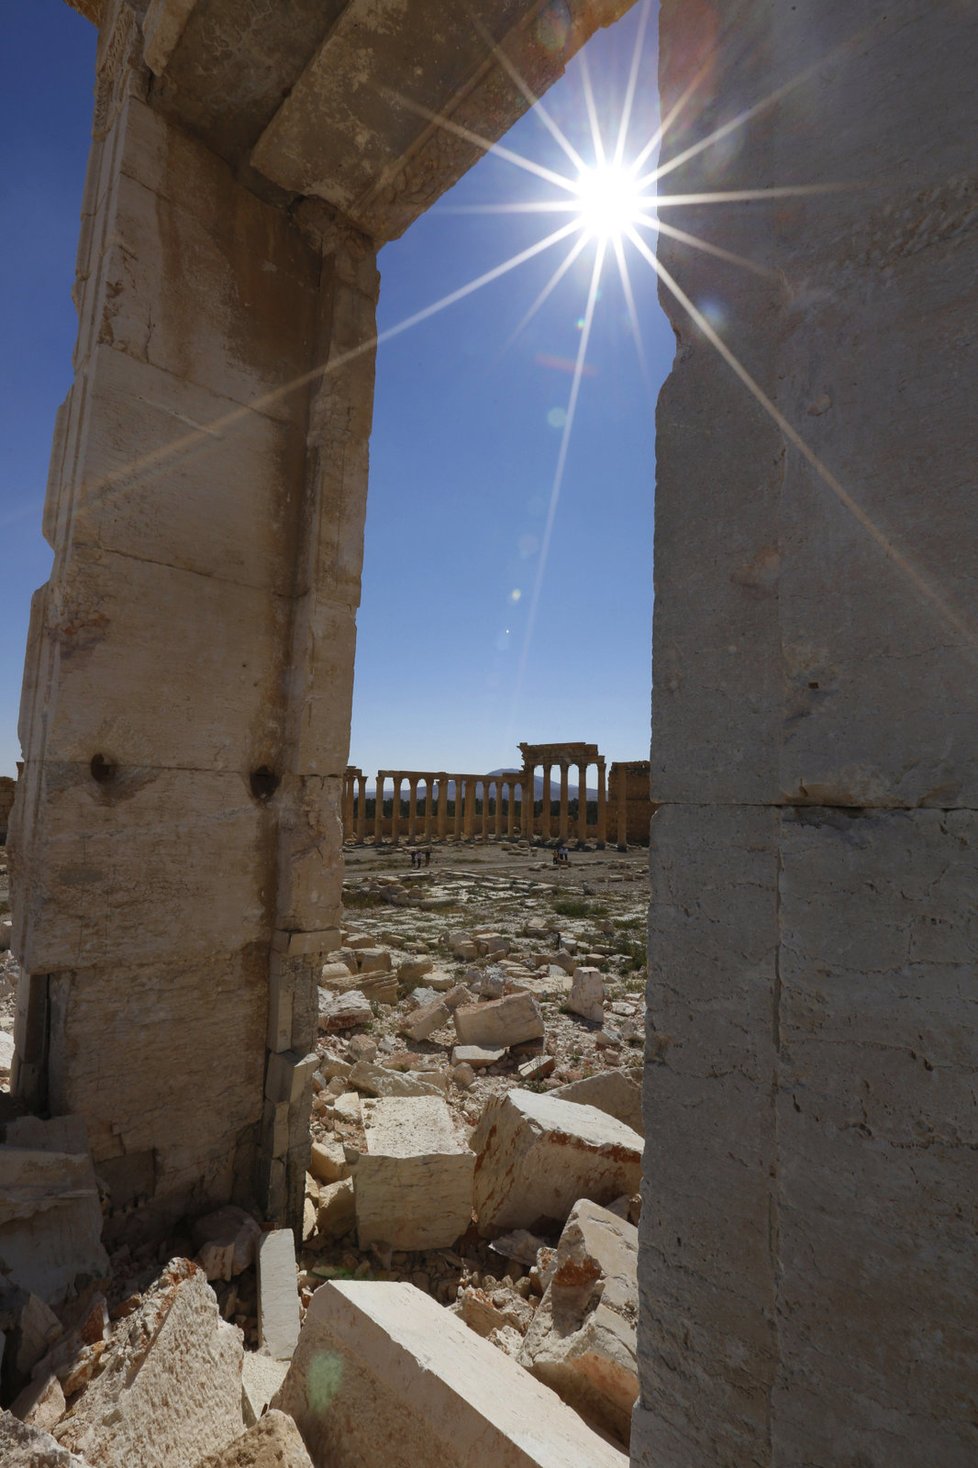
[480,781,490,839]
[8,1,378,1232]
[577,763,589,841]
[342,771,355,840]
[374,773,385,844]
[356,775,367,842]
[615,768,627,847]
[636,5,978,1465]
[437,773,449,838]
[453,777,463,839]
[463,778,476,840]
[558,763,569,842]
[494,781,504,837]
[390,775,401,845]
[596,759,607,844]
[541,764,552,839]
[406,777,418,840]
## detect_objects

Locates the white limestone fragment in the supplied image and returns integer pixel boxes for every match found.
[258,1230,300,1362]
[519,1199,639,1448]
[272,1281,628,1467]
[470,1089,643,1236]
[567,967,605,1023]
[194,1409,312,1467]
[453,991,544,1048]
[55,1260,243,1468]
[355,1096,474,1250]
[0,1411,91,1467]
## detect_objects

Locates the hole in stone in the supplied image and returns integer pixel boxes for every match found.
[808,681,820,690]
[250,766,280,802]
[90,753,116,784]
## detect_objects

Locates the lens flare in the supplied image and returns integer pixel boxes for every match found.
[572,161,649,241]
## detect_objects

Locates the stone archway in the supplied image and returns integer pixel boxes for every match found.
[8,3,977,1463]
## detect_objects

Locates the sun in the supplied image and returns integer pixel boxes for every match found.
[572,159,651,242]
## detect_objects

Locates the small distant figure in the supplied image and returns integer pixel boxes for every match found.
[554,930,562,950]
[552,848,561,866]
[559,845,570,866]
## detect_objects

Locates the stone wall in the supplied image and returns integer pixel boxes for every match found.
[0,777,15,845]
[635,3,978,1464]
[607,762,652,846]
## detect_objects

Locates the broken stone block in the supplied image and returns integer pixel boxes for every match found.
[193,1206,262,1282]
[551,1069,644,1137]
[331,1091,362,1124]
[470,1090,643,1236]
[241,1352,290,1427]
[347,1034,377,1063]
[355,947,392,975]
[308,1138,348,1184]
[356,973,398,1006]
[451,1044,506,1069]
[15,1294,63,1376]
[317,989,372,1031]
[258,1231,300,1362]
[519,1199,638,1449]
[399,998,450,1042]
[9,1372,66,1434]
[307,1179,355,1247]
[348,1060,443,1099]
[56,1260,243,1467]
[272,1281,627,1467]
[453,991,544,1049]
[452,1063,476,1089]
[518,1055,557,1082]
[397,956,433,983]
[0,1116,109,1308]
[458,1284,535,1338]
[194,1409,313,1468]
[0,1412,91,1467]
[320,960,355,985]
[355,1097,474,1251]
[567,967,605,1023]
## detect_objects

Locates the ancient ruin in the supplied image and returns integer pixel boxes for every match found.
[2,0,975,1465]
[341,742,649,846]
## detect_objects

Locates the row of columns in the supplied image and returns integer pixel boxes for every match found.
[341,759,609,843]
[519,757,607,844]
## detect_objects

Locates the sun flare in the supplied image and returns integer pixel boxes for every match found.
[572,160,651,242]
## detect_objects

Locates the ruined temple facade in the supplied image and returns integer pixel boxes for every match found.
[608,761,653,846]
[8,2,977,1463]
[342,743,622,845]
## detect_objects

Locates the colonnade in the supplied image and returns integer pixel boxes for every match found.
[342,743,612,844]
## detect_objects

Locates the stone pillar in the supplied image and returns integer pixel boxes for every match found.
[453,777,463,839]
[8,5,378,1233]
[437,773,449,838]
[356,775,367,842]
[480,781,490,840]
[540,764,552,840]
[494,780,504,838]
[406,777,418,840]
[390,775,402,846]
[558,763,569,842]
[422,777,433,841]
[616,768,627,848]
[636,5,978,1465]
[596,759,607,844]
[342,770,355,840]
[577,763,588,841]
[374,773,385,844]
[520,765,533,838]
[463,779,476,840]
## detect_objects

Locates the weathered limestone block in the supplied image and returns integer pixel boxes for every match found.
[453,992,544,1049]
[347,1060,443,1099]
[0,1412,91,1467]
[355,1097,474,1250]
[308,1138,348,1184]
[399,998,450,1042]
[0,1116,109,1306]
[193,1410,312,1468]
[317,990,372,1032]
[552,1070,644,1137]
[272,1281,628,1467]
[10,1372,67,1435]
[471,1090,642,1237]
[257,1231,300,1362]
[56,1261,243,1468]
[452,1044,506,1069]
[519,1200,638,1449]
[193,1206,262,1282]
[240,1354,289,1429]
[567,968,604,1023]
[304,1179,355,1248]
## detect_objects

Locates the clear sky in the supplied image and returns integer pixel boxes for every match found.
[0,1,672,781]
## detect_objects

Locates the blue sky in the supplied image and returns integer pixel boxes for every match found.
[0,1,671,780]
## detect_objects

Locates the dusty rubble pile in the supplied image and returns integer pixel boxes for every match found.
[0,856,647,1464]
